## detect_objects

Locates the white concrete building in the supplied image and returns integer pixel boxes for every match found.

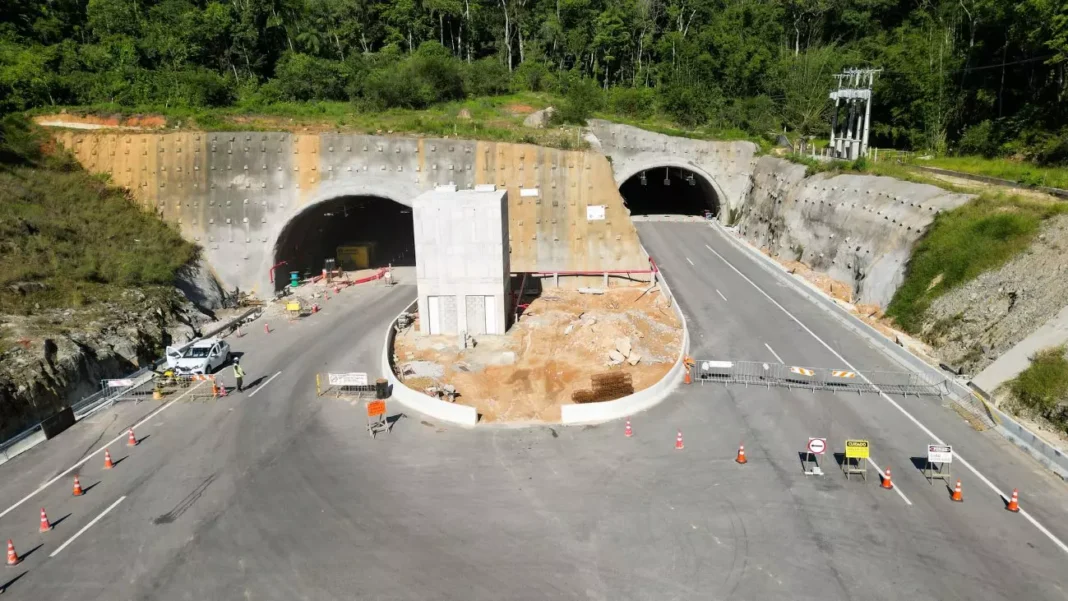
[413,187,510,336]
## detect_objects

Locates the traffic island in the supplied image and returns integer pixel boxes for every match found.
[390,284,682,422]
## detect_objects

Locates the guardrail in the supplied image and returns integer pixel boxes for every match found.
[693,359,948,397]
[0,306,262,461]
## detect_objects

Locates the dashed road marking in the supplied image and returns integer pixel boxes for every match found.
[764,343,784,364]
[716,289,727,301]
[685,257,694,266]
[705,238,1068,554]
[50,496,126,557]
[248,371,282,398]
[866,457,913,506]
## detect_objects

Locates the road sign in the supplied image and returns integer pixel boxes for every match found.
[367,400,386,417]
[927,444,953,464]
[328,372,368,386]
[844,439,870,459]
[807,438,827,455]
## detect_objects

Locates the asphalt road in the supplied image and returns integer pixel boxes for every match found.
[0,224,1065,600]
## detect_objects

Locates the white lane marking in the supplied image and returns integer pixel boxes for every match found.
[50,496,126,557]
[716,289,727,302]
[248,371,282,398]
[704,240,1068,554]
[764,343,785,364]
[0,382,207,521]
[866,457,913,506]
[686,257,695,266]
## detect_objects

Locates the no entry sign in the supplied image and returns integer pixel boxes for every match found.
[807,437,827,455]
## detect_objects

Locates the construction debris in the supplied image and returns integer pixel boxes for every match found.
[578,287,606,295]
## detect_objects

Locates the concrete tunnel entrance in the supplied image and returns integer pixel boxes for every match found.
[619,166,720,217]
[273,195,414,291]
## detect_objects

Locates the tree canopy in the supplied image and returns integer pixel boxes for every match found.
[2,0,1067,161]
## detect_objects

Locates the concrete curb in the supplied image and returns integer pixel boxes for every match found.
[711,221,1068,480]
[560,248,689,425]
[381,301,479,427]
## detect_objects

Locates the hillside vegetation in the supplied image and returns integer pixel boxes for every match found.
[0,116,197,317]
[3,1,1068,161]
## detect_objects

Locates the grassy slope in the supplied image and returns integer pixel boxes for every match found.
[0,116,197,318]
[1008,346,1068,430]
[920,156,1068,190]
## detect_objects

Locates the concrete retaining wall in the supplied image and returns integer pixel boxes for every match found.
[54,131,648,298]
[380,301,478,426]
[735,156,974,308]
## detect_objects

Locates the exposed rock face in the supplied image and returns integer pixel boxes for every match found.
[0,287,213,440]
[523,107,555,129]
[922,214,1068,374]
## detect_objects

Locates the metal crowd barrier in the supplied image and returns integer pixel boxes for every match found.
[693,360,947,397]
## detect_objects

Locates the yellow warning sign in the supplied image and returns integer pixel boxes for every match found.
[845,439,870,459]
[286,302,302,312]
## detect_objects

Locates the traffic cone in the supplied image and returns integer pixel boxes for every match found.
[39,508,51,532]
[103,448,114,469]
[684,368,692,385]
[735,443,748,464]
[881,466,894,490]
[951,479,963,502]
[334,286,340,294]
[216,379,227,397]
[235,326,244,338]
[6,540,19,566]
[624,419,633,438]
[675,430,684,450]
[264,323,271,334]
[127,428,137,447]
[72,475,83,497]
[1006,488,1020,513]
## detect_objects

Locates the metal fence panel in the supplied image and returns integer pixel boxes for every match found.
[693,360,946,397]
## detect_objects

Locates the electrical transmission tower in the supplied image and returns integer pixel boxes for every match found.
[829,68,881,159]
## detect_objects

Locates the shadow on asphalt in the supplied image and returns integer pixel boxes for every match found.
[1,571,27,592]
[50,513,72,530]
[909,456,927,472]
[18,544,43,562]
[134,434,151,446]
[81,482,101,496]
[110,455,128,469]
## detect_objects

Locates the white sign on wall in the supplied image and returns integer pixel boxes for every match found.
[520,188,540,197]
[586,205,606,221]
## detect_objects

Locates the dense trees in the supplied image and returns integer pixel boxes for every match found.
[2,0,1067,160]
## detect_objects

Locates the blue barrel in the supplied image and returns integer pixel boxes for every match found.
[289,271,300,288]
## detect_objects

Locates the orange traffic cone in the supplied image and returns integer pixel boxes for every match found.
[1007,488,1020,513]
[684,369,692,385]
[39,508,51,532]
[951,479,963,502]
[675,430,684,450]
[735,443,748,464]
[624,419,633,438]
[72,475,83,497]
[103,448,114,469]
[6,540,19,566]
[264,323,271,334]
[881,466,894,490]
[127,428,137,447]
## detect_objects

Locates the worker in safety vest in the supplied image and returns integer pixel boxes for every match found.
[233,357,245,392]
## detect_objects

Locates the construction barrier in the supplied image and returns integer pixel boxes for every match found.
[316,372,380,399]
[691,359,946,397]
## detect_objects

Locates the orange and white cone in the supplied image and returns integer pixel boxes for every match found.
[881,466,894,490]
[39,508,51,532]
[735,444,748,464]
[127,428,137,447]
[6,540,19,566]
[72,475,83,497]
[624,419,633,438]
[1007,488,1020,513]
[103,448,114,469]
[675,430,684,450]
[951,479,963,502]
[264,323,271,334]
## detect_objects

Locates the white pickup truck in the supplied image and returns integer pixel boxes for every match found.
[165,338,231,375]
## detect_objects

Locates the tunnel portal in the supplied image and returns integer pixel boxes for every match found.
[273,195,414,290]
[619,166,720,218]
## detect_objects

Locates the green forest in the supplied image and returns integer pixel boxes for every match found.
[2,0,1068,161]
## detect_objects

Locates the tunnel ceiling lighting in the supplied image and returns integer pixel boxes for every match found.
[687,174,695,186]
[640,172,647,186]
[664,167,671,186]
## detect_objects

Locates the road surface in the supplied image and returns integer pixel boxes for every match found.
[0,223,1065,600]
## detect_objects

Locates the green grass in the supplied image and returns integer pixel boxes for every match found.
[0,115,198,314]
[918,156,1068,190]
[1009,346,1068,422]
[885,195,1068,333]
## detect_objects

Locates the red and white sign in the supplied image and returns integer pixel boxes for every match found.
[807,437,827,455]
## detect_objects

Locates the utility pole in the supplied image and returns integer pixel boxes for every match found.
[828,68,881,159]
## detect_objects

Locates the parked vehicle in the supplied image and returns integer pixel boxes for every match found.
[166,338,231,375]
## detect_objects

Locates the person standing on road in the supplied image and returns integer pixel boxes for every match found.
[233,357,245,392]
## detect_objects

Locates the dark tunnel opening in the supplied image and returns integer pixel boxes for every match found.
[273,195,414,291]
[619,167,720,217]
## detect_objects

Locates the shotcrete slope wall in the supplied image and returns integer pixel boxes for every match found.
[54,131,647,297]
[736,156,974,308]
